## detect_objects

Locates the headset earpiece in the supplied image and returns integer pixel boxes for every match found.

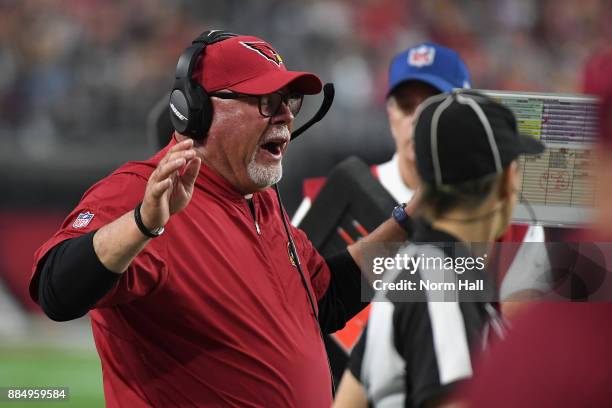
[169,30,238,139]
[198,85,214,137]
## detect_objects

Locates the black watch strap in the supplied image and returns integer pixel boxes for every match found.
[392,203,413,237]
[134,202,165,238]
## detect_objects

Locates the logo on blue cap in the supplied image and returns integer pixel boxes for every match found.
[388,43,471,96]
[408,45,436,67]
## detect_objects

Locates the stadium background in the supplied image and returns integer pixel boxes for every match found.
[0,0,610,406]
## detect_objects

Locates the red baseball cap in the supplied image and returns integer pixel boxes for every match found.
[192,35,322,95]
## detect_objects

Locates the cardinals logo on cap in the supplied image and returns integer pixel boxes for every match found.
[408,45,436,67]
[240,41,284,67]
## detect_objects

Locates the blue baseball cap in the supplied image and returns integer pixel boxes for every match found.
[387,42,471,96]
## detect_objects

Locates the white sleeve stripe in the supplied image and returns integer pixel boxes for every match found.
[426,301,473,385]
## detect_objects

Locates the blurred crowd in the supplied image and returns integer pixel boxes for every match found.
[1,0,610,156]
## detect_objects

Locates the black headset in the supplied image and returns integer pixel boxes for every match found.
[169,30,238,139]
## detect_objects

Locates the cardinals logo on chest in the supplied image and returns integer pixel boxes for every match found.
[287,242,297,267]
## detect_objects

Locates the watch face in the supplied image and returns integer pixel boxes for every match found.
[394,205,406,219]
[391,203,413,235]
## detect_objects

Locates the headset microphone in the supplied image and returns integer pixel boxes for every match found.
[291,83,335,140]
[276,82,335,306]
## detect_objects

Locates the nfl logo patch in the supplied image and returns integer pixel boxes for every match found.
[72,212,94,229]
[408,45,436,67]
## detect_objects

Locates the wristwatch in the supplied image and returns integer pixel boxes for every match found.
[392,203,413,236]
[134,202,165,238]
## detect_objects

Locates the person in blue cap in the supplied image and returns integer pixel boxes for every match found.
[291,43,472,224]
[374,42,472,205]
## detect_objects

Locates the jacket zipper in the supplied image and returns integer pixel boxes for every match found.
[246,198,261,235]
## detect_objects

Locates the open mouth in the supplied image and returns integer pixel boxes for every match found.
[259,139,287,159]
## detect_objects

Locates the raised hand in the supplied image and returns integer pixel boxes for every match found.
[140,139,201,230]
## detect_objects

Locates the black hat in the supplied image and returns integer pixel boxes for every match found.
[414,90,545,186]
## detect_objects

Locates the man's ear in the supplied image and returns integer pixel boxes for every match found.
[499,161,520,199]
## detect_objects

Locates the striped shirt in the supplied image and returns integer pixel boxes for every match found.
[349,219,503,407]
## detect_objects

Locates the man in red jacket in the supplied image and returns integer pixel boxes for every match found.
[29,31,410,407]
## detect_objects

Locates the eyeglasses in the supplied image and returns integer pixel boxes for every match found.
[210,91,304,117]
